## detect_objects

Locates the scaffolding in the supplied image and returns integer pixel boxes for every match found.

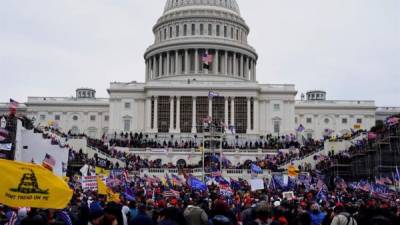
[201,122,225,182]
[328,125,400,182]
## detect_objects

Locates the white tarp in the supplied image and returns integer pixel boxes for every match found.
[20,129,69,176]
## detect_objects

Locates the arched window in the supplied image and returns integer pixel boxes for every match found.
[176,25,179,37]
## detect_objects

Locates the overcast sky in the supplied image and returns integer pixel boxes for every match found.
[1,0,399,106]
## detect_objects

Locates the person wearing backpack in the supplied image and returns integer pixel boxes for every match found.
[330,206,357,225]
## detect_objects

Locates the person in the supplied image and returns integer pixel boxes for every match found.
[20,208,46,225]
[330,206,357,225]
[128,201,138,223]
[157,208,179,225]
[247,202,271,225]
[88,202,105,225]
[295,212,312,225]
[130,204,153,225]
[210,199,237,225]
[309,203,326,225]
[183,199,208,225]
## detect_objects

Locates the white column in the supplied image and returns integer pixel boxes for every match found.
[245,56,249,79]
[152,56,156,78]
[169,97,174,132]
[246,97,251,133]
[185,50,189,74]
[208,97,212,118]
[154,96,158,132]
[254,60,257,81]
[254,98,259,133]
[250,59,254,81]
[194,49,199,74]
[240,54,244,78]
[175,51,179,75]
[176,97,180,132]
[159,54,163,76]
[214,50,219,74]
[224,51,228,75]
[166,51,170,76]
[145,60,149,81]
[145,97,152,132]
[192,97,197,133]
[230,97,235,126]
[224,97,229,131]
[233,53,237,76]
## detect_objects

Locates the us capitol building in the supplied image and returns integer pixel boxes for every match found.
[2,0,394,140]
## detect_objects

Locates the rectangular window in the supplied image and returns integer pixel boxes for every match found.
[231,27,234,39]
[169,27,172,38]
[250,98,254,130]
[184,24,187,36]
[158,96,170,133]
[180,97,193,133]
[273,104,280,111]
[196,97,209,133]
[208,24,212,35]
[234,97,247,134]
[342,118,348,124]
[164,28,167,40]
[90,115,96,121]
[191,24,195,35]
[216,25,220,36]
[236,29,239,40]
[151,98,155,129]
[224,26,227,37]
[125,102,131,109]
[40,115,46,121]
[357,118,363,124]
[306,118,312,124]
[176,25,179,37]
[124,119,130,132]
[105,115,109,121]
[200,24,204,35]
[274,120,280,134]
[55,115,60,121]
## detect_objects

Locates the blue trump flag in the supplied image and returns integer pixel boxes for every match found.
[188,176,207,192]
[251,164,262,173]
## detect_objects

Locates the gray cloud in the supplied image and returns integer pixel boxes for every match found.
[0,0,399,106]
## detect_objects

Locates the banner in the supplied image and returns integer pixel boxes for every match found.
[0,159,73,209]
[250,179,264,191]
[81,176,98,191]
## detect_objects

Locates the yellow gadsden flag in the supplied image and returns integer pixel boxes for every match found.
[288,165,300,177]
[96,176,120,203]
[95,167,110,177]
[0,159,73,209]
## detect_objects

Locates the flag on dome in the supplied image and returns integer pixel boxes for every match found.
[202,51,213,69]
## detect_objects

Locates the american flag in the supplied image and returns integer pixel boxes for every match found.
[9,99,19,114]
[5,211,17,225]
[163,189,180,198]
[202,52,213,69]
[42,153,56,171]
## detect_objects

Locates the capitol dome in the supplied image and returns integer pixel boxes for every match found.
[163,0,241,16]
[144,0,257,82]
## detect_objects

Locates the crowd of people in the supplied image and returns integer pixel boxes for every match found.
[1,112,400,225]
